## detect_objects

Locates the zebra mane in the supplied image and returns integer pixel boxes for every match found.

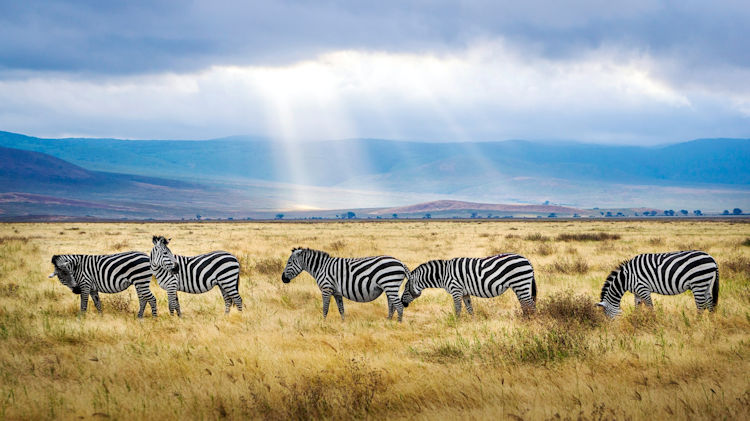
[153,235,169,245]
[600,262,626,300]
[292,247,330,258]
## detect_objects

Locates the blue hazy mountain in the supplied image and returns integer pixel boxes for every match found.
[1,131,748,186]
[0,131,748,218]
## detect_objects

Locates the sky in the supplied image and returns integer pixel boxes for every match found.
[0,0,749,144]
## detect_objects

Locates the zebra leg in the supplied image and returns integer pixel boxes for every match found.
[384,290,404,322]
[79,287,90,315]
[219,286,232,314]
[641,293,654,309]
[234,294,243,312]
[134,282,156,318]
[692,286,711,312]
[462,295,474,316]
[167,289,181,317]
[218,277,242,313]
[451,293,463,317]
[321,290,333,319]
[511,283,536,315]
[333,294,345,320]
[91,291,102,314]
[174,293,181,317]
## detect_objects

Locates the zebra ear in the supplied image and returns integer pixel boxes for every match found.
[51,255,59,264]
[167,238,171,244]
[152,236,158,245]
[596,301,607,308]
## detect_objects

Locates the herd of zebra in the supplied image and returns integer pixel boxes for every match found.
[49,235,720,321]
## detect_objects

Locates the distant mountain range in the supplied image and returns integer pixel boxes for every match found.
[0,130,748,219]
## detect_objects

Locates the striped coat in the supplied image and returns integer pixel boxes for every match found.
[401,253,537,316]
[598,250,719,318]
[281,248,409,321]
[49,252,156,317]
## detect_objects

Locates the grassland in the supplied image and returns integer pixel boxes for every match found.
[0,220,749,420]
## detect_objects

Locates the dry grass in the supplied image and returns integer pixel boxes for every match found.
[549,255,590,274]
[556,232,621,242]
[0,220,749,420]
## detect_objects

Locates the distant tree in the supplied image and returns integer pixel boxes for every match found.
[423,213,432,219]
[543,200,550,205]
[723,210,730,215]
[392,213,398,219]
[470,212,478,219]
[487,213,492,219]
[733,208,743,215]
[616,212,624,217]
[606,211,613,217]
[600,212,605,216]
[548,213,557,218]
[275,213,284,220]
[693,210,702,216]
[679,209,688,216]
[346,211,356,219]
[196,214,201,220]
[664,210,675,216]
[573,213,580,218]
[228,217,233,220]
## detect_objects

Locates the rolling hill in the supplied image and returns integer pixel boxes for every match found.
[0,131,748,218]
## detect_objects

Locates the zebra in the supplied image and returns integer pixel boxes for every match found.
[400,253,537,317]
[281,247,410,321]
[49,252,157,317]
[150,236,242,316]
[597,250,719,318]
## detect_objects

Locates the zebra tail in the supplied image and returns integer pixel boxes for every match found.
[711,268,720,309]
[402,263,410,279]
[531,275,537,303]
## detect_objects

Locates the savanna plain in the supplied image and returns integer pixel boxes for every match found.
[1,220,749,420]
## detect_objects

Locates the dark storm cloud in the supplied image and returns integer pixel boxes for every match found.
[1,1,748,76]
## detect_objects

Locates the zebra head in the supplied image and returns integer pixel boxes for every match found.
[400,265,425,308]
[50,255,80,294]
[281,248,305,283]
[597,268,625,318]
[151,236,179,275]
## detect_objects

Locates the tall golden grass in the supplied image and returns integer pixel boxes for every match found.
[0,220,749,419]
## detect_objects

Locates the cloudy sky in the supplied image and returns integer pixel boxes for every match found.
[1,0,748,144]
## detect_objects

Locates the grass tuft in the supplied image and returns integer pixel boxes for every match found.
[549,256,590,274]
[557,232,621,242]
[254,257,285,277]
[540,290,604,328]
[524,232,550,242]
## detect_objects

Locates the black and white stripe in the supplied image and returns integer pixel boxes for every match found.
[400,253,537,316]
[597,250,719,318]
[281,248,409,321]
[49,252,156,317]
[150,236,242,316]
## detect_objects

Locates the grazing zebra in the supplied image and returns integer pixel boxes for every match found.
[281,248,409,321]
[49,252,156,317]
[597,250,719,318]
[150,236,242,316]
[400,253,537,316]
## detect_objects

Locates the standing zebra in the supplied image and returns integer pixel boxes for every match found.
[49,252,157,317]
[150,236,242,316]
[281,248,409,321]
[597,250,719,318]
[400,253,537,316]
